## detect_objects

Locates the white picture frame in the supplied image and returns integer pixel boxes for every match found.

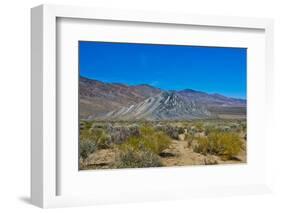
[31,4,274,208]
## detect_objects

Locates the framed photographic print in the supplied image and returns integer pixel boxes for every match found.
[78,41,247,170]
[31,4,274,208]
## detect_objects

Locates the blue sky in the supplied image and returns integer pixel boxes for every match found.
[79,41,247,99]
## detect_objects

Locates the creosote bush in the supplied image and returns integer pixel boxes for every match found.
[155,125,185,140]
[194,132,243,160]
[117,145,162,168]
[79,139,97,161]
[89,128,111,149]
[116,124,172,168]
[139,124,172,154]
[184,132,196,147]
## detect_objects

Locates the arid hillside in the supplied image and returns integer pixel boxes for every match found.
[80,76,246,120]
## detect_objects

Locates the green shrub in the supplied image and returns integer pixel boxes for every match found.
[139,123,155,137]
[80,121,93,131]
[79,140,97,161]
[80,126,111,150]
[194,132,243,160]
[108,125,140,144]
[115,124,171,168]
[184,132,195,147]
[155,125,184,140]
[240,122,247,132]
[120,132,171,155]
[119,136,146,152]
[117,145,162,168]
[151,132,172,154]
[89,128,111,149]
[204,125,216,136]
[139,124,172,154]
[194,122,204,132]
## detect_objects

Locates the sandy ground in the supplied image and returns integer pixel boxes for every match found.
[82,134,246,170]
[161,138,246,167]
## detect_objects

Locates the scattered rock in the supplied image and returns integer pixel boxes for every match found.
[86,148,118,169]
[178,134,185,141]
[159,149,177,157]
[204,155,219,165]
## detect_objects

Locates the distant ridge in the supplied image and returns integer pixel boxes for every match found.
[80,76,246,120]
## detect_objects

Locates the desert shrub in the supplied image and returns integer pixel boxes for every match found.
[193,137,210,154]
[107,125,140,144]
[89,128,111,149]
[177,126,185,134]
[117,145,162,168]
[80,121,93,131]
[80,125,111,150]
[194,122,204,132]
[80,122,86,131]
[204,125,216,136]
[186,126,196,135]
[140,123,155,136]
[119,136,146,152]
[120,126,171,155]
[229,123,240,132]
[139,124,172,154]
[194,132,243,160]
[116,124,171,169]
[84,122,142,146]
[79,140,97,161]
[151,132,172,154]
[184,132,196,147]
[98,133,111,149]
[240,122,247,132]
[155,125,184,140]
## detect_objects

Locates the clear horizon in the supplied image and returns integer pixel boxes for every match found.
[79,41,247,99]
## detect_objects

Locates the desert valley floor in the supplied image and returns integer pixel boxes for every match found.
[80,120,247,170]
[79,77,247,169]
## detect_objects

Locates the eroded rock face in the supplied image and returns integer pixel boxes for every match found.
[99,92,212,121]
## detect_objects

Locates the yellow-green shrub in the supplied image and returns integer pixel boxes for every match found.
[90,128,111,149]
[116,124,171,168]
[194,132,243,160]
[117,144,162,168]
[80,127,111,150]
[150,132,172,154]
[139,123,155,137]
[120,133,171,155]
[79,139,97,161]
[138,124,171,154]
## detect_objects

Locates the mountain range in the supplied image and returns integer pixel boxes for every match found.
[79,76,246,120]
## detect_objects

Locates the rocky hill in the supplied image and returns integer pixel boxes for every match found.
[79,76,161,119]
[99,92,212,120]
[80,76,246,120]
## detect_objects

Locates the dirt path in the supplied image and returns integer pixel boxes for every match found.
[160,136,246,167]
[82,135,246,170]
